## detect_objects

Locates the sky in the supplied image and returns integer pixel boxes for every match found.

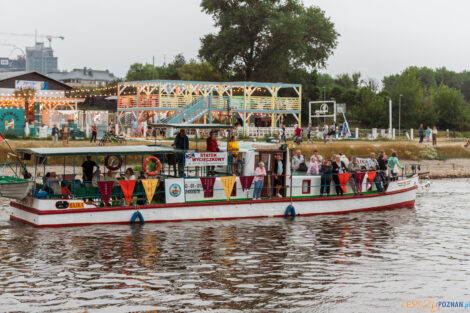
[1,0,469,82]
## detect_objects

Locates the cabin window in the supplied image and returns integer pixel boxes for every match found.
[302,180,311,194]
[231,182,237,197]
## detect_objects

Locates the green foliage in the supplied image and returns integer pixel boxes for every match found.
[178,61,225,81]
[432,84,468,130]
[199,0,338,81]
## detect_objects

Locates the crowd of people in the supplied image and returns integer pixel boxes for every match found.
[290,149,403,197]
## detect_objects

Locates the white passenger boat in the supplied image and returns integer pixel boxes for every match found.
[7,141,419,228]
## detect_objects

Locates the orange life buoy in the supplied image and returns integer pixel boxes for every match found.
[143,156,162,176]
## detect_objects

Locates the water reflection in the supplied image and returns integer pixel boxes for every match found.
[0,179,469,312]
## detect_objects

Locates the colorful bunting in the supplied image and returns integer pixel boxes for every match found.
[367,171,377,190]
[119,180,136,206]
[220,176,236,200]
[338,173,350,193]
[200,177,216,197]
[142,179,159,204]
[97,181,114,206]
[239,176,254,192]
[354,172,366,193]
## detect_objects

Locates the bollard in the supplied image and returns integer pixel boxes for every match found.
[392,128,396,140]
[355,128,359,139]
[410,128,413,140]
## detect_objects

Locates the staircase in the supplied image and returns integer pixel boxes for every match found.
[166,96,208,124]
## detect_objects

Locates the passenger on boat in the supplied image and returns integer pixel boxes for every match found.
[348,156,362,195]
[320,159,333,196]
[228,135,240,175]
[92,168,105,187]
[172,129,189,177]
[377,151,389,190]
[292,150,306,174]
[310,149,323,163]
[45,172,61,195]
[332,155,347,196]
[306,156,320,175]
[253,161,266,200]
[339,152,349,167]
[124,168,136,180]
[387,152,403,180]
[206,131,219,176]
[368,152,383,192]
[82,156,98,182]
[273,154,284,197]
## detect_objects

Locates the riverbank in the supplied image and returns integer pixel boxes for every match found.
[1,139,469,178]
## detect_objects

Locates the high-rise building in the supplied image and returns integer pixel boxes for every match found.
[25,42,58,75]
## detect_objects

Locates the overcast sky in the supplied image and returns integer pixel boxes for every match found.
[1,0,469,82]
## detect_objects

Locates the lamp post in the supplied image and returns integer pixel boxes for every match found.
[398,94,402,136]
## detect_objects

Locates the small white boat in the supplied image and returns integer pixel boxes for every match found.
[7,141,420,228]
[0,176,34,200]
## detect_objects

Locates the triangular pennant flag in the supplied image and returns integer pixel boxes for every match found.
[220,176,236,200]
[97,181,114,206]
[239,176,254,192]
[367,171,377,190]
[142,179,159,204]
[354,172,366,193]
[338,173,350,193]
[200,177,216,197]
[119,180,136,206]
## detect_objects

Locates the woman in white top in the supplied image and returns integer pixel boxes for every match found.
[124,168,136,180]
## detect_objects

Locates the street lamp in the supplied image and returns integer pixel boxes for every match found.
[399,94,402,136]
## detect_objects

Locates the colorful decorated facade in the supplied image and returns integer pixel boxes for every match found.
[117,79,302,134]
[0,71,82,135]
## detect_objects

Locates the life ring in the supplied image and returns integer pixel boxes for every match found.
[104,155,122,171]
[143,156,162,176]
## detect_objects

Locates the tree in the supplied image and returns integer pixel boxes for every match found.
[432,84,469,130]
[199,0,338,81]
[125,63,157,81]
[178,61,225,81]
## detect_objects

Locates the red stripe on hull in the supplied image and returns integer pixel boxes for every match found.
[10,200,415,228]
[9,186,418,216]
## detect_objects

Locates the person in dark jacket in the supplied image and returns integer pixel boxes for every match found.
[377,150,388,191]
[332,154,347,196]
[320,160,333,196]
[418,124,424,144]
[172,129,189,176]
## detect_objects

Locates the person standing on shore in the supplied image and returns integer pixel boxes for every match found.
[322,123,329,144]
[307,123,312,143]
[51,124,59,145]
[418,124,424,144]
[62,123,70,145]
[425,126,431,143]
[90,123,98,143]
[432,126,438,146]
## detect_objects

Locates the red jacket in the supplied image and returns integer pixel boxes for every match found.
[206,137,218,152]
[295,127,302,136]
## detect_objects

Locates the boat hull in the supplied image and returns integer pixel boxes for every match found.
[0,181,34,200]
[9,176,418,227]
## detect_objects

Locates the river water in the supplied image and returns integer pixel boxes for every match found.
[0,179,469,313]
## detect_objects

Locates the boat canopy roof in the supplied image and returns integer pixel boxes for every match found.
[16,145,177,157]
[151,123,233,129]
